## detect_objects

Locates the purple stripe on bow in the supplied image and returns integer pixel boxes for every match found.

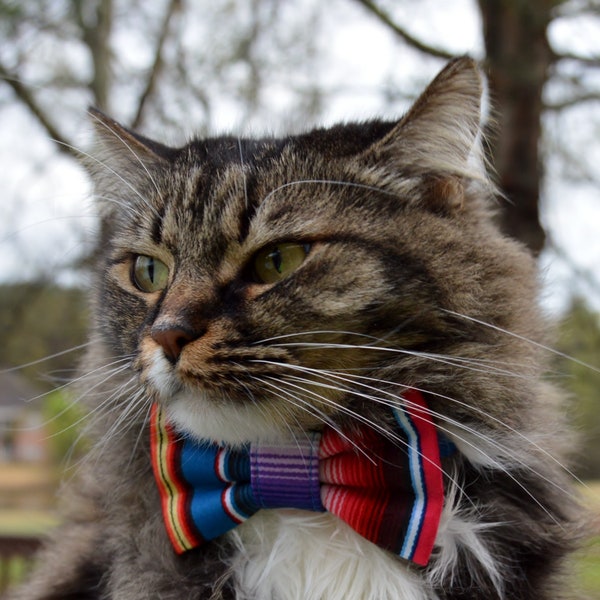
[250,433,324,511]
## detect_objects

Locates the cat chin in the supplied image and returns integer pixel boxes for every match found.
[166,394,290,446]
[145,348,294,445]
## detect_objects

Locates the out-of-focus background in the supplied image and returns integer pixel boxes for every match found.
[0,0,599,595]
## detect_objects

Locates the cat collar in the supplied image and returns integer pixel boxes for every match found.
[150,388,447,566]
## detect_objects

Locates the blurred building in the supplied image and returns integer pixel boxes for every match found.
[0,371,47,463]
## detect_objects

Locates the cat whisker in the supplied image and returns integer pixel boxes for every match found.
[12,357,134,438]
[93,194,149,222]
[251,377,358,477]
[126,398,154,471]
[253,330,384,345]
[20,354,133,407]
[53,371,140,475]
[0,340,94,375]
[63,390,139,476]
[257,376,343,433]
[247,379,319,449]
[257,329,539,372]
[309,386,562,528]
[48,365,136,442]
[237,137,249,210]
[268,370,466,474]
[443,309,600,375]
[254,360,578,519]
[85,386,147,458]
[263,340,533,380]
[259,373,475,509]
[262,359,583,499]
[231,372,298,440]
[258,376,378,465]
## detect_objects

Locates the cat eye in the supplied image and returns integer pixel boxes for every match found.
[131,255,169,293]
[252,243,310,284]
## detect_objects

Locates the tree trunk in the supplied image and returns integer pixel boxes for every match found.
[478,0,559,255]
[74,0,114,112]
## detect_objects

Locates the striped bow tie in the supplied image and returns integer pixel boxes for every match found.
[150,389,448,566]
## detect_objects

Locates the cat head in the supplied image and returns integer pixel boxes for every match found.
[86,57,541,446]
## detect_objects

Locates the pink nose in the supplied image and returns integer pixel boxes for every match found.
[151,325,198,363]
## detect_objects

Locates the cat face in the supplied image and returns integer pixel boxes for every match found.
[87,58,540,445]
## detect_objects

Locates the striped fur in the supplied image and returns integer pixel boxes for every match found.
[12,58,583,600]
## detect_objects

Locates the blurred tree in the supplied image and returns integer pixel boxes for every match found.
[0,283,88,386]
[42,389,89,467]
[556,298,600,478]
[0,0,325,149]
[354,0,600,258]
[1,0,599,258]
[478,0,555,255]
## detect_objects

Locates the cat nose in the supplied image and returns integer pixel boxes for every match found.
[151,324,198,363]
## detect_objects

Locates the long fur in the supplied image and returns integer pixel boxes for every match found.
[229,512,432,600]
[11,57,584,600]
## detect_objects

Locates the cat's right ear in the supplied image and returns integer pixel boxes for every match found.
[358,57,488,213]
[361,57,484,177]
[85,108,174,195]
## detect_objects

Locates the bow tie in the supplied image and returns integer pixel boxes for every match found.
[150,389,448,567]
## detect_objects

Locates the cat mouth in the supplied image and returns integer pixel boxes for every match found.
[141,339,346,443]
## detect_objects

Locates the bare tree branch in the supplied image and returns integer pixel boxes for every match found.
[131,0,183,129]
[72,0,114,111]
[352,0,454,60]
[0,62,76,158]
[553,0,600,19]
[545,91,600,110]
[554,51,600,68]
[546,233,600,298]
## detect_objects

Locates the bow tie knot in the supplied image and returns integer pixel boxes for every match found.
[151,389,448,566]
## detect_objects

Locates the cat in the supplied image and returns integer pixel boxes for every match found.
[12,57,583,600]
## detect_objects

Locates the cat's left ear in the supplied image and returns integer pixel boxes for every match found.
[360,57,486,210]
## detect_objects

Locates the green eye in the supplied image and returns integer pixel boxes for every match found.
[131,255,169,292]
[252,243,310,284]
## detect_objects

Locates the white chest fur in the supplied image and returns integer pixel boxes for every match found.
[226,510,433,600]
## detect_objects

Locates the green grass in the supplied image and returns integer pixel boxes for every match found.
[1,555,31,588]
[577,481,600,595]
[0,509,58,536]
[0,511,58,592]
[574,534,600,595]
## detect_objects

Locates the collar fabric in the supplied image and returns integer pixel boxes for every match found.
[150,388,446,567]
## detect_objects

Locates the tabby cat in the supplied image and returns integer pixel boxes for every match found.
[13,57,582,600]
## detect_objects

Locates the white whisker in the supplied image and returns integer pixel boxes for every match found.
[0,341,93,374]
[263,340,533,380]
[444,309,600,375]
[258,376,377,465]
[253,360,578,517]
[296,360,580,493]
[237,137,249,210]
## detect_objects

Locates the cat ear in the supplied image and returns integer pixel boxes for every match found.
[85,108,173,193]
[361,56,485,186]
